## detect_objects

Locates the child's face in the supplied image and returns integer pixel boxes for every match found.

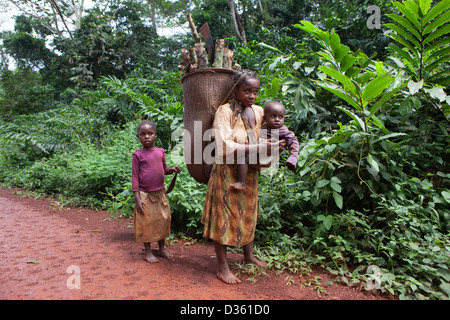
[235,78,260,108]
[137,123,157,149]
[264,103,285,129]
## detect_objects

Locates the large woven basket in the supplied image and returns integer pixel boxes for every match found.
[181,68,236,184]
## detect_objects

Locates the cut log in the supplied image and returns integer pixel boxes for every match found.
[212,39,225,68]
[187,13,201,43]
[195,43,209,68]
[223,48,233,69]
[189,47,198,70]
[178,48,190,74]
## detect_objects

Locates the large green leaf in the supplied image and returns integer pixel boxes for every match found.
[340,54,356,73]
[423,24,450,45]
[336,106,366,130]
[318,82,362,111]
[393,1,421,30]
[388,33,419,59]
[423,10,450,35]
[319,65,356,94]
[388,43,416,67]
[362,74,394,107]
[422,0,450,25]
[419,0,433,15]
[386,23,421,48]
[423,36,450,55]
[369,84,403,118]
[386,13,421,40]
[333,191,343,209]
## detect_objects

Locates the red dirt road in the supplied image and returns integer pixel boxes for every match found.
[0,188,391,301]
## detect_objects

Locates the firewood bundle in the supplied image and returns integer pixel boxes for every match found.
[178,14,241,75]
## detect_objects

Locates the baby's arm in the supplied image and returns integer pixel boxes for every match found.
[282,128,300,171]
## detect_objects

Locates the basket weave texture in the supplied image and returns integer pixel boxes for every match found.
[181,68,236,184]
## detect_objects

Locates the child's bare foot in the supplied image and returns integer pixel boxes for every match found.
[229,182,246,191]
[156,248,174,260]
[244,256,267,268]
[143,251,159,263]
[216,268,242,285]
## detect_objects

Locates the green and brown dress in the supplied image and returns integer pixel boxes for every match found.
[202,101,264,247]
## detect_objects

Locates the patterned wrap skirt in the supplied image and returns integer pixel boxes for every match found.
[201,162,259,247]
[134,189,171,243]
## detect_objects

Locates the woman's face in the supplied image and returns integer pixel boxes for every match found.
[235,78,260,108]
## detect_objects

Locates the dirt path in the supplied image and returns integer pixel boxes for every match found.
[0,188,391,301]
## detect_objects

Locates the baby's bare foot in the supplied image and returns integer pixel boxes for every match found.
[229,182,246,191]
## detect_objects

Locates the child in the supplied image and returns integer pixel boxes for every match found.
[132,120,180,263]
[229,101,299,191]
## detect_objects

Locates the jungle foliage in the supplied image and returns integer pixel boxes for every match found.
[0,0,449,300]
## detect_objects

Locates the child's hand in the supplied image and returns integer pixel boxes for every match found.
[173,165,181,174]
[134,197,146,216]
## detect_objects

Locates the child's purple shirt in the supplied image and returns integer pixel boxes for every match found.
[131,148,171,192]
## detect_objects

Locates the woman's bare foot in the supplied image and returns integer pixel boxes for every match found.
[244,256,267,268]
[229,182,246,191]
[242,241,267,268]
[216,268,242,284]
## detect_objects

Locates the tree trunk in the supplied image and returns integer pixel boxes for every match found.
[150,0,157,31]
[49,0,73,39]
[72,0,84,29]
[227,0,247,45]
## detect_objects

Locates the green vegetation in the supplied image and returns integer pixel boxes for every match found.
[0,0,448,300]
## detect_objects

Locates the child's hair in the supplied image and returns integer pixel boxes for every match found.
[233,69,259,88]
[137,120,156,134]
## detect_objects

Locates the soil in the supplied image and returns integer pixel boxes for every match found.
[0,188,394,301]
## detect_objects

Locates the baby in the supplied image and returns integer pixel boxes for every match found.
[230,101,300,191]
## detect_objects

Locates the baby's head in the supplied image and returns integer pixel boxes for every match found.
[263,101,285,129]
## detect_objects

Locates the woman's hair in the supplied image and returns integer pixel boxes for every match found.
[136,120,156,134]
[233,69,259,88]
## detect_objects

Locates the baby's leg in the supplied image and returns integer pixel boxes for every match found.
[229,164,247,190]
[230,155,249,191]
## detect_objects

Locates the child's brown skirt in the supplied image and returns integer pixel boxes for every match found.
[134,189,171,243]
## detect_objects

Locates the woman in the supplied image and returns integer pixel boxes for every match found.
[201,70,282,284]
